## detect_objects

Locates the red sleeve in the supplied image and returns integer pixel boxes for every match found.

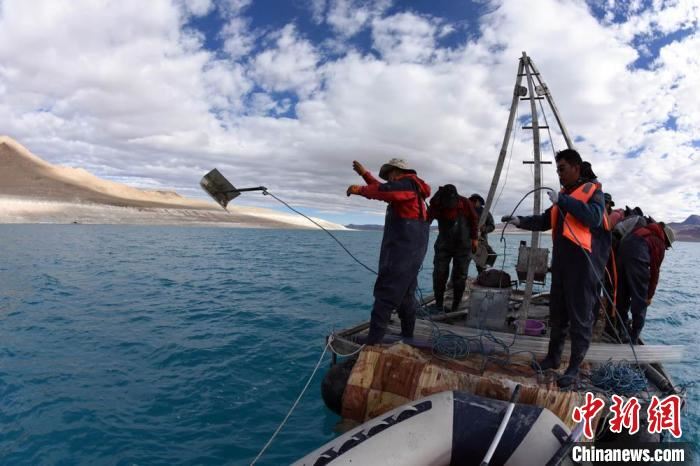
[359,183,416,203]
[361,171,380,186]
[463,199,479,240]
[647,238,665,300]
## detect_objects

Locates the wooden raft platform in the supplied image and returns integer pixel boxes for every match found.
[326,283,684,437]
[331,315,685,364]
[338,342,604,434]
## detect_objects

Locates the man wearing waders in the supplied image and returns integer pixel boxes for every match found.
[429,185,479,313]
[502,149,607,388]
[347,159,431,345]
[617,222,674,344]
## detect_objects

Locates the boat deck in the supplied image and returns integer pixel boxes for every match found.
[327,283,684,430]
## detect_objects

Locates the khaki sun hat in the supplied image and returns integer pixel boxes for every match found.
[378,158,416,180]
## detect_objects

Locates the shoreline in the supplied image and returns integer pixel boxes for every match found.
[0,197,347,230]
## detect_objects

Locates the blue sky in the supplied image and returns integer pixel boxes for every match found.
[0,0,698,224]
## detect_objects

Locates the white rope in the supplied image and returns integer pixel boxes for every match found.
[327,333,365,357]
[250,341,330,466]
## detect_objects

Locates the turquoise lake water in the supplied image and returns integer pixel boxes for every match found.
[0,225,697,465]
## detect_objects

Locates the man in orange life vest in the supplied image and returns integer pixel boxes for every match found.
[347,158,431,345]
[502,149,608,388]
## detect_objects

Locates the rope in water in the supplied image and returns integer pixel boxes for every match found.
[250,339,330,466]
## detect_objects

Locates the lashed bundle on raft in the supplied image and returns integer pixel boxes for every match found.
[341,343,605,436]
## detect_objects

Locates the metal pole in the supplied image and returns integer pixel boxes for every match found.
[480,58,526,229]
[222,186,267,194]
[519,52,542,326]
[480,385,522,465]
[527,58,574,150]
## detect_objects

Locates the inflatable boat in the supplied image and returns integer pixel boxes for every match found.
[294,390,581,466]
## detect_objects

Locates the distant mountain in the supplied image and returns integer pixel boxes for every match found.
[346,224,449,232]
[668,214,700,243]
[0,136,345,229]
[680,215,700,225]
[346,224,384,231]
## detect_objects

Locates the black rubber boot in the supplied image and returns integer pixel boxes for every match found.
[557,364,580,388]
[532,329,564,371]
[400,317,415,339]
[629,328,641,345]
[451,288,465,313]
[558,354,584,389]
[366,321,386,345]
[536,355,561,371]
[433,293,444,313]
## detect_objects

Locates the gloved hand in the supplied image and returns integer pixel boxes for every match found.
[347,185,362,197]
[501,215,520,227]
[547,189,559,204]
[352,160,367,176]
[471,239,479,254]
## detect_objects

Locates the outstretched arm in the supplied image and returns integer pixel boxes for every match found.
[352,160,380,186]
[359,181,416,203]
[518,207,553,232]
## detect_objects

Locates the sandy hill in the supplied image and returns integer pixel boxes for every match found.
[0,136,344,229]
[0,136,214,209]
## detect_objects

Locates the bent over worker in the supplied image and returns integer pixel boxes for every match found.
[428,185,478,312]
[617,222,674,344]
[347,158,431,345]
[469,193,497,274]
[502,149,607,388]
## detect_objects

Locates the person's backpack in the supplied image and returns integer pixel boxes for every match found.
[613,215,647,249]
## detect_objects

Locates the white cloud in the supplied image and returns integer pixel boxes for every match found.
[182,0,213,17]
[326,0,392,37]
[0,0,697,224]
[218,0,252,17]
[221,16,255,60]
[309,0,328,24]
[371,12,439,63]
[251,24,320,96]
[473,0,698,220]
[202,59,251,113]
[248,92,292,116]
[611,0,699,42]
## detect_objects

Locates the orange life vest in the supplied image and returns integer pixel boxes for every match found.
[550,182,609,252]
